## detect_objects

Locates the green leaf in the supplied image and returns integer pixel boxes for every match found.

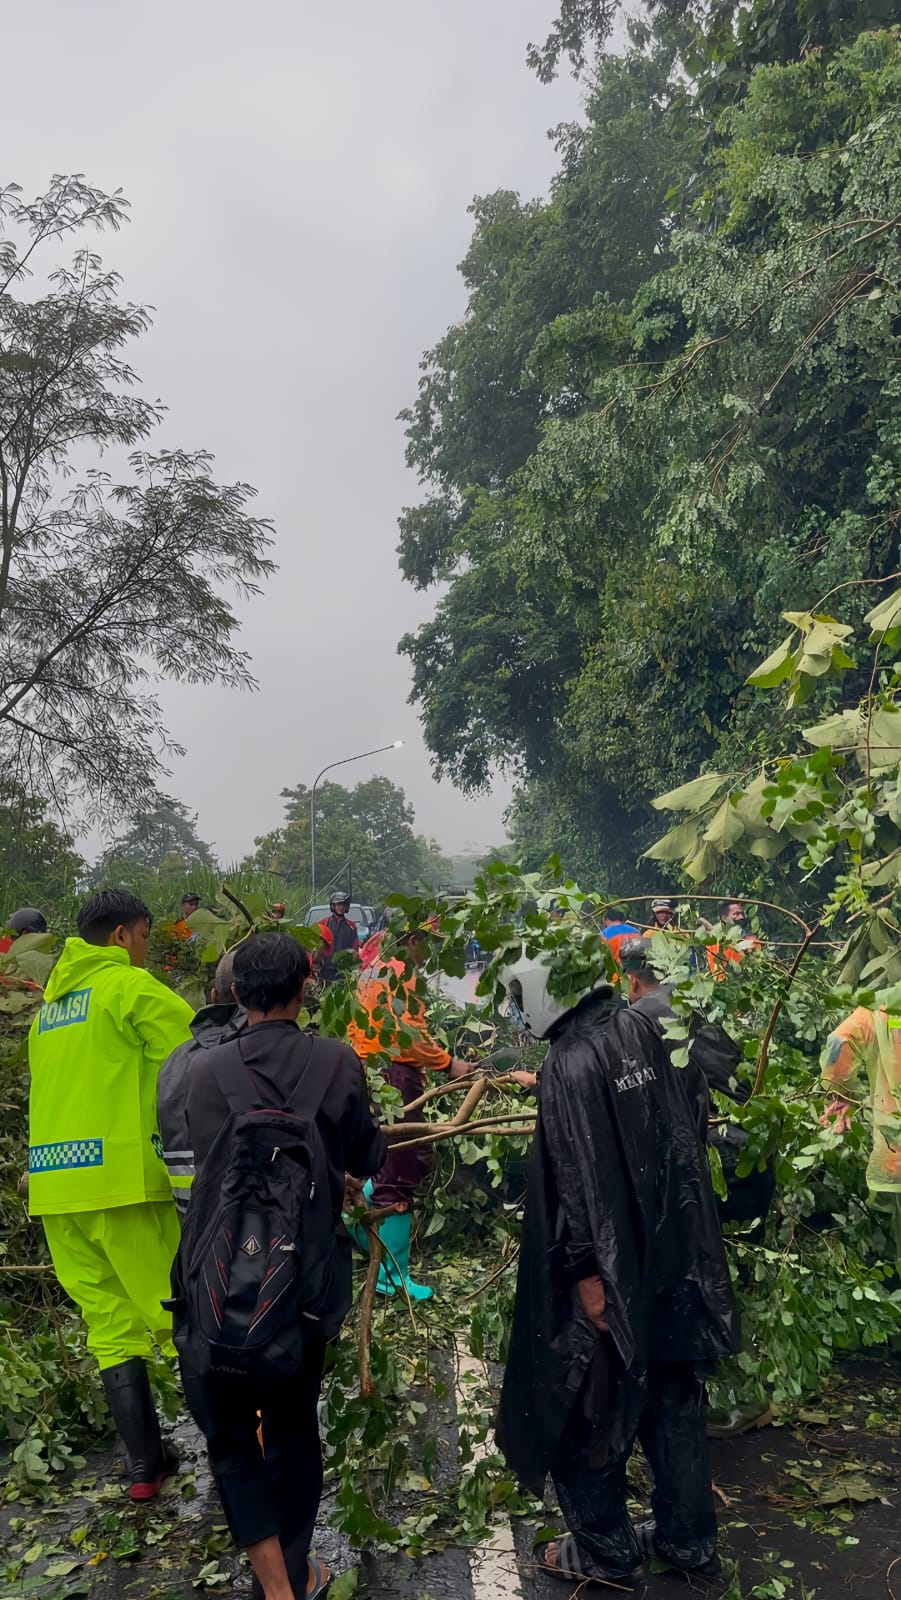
[862,706,901,772]
[803,711,862,749]
[708,1143,727,1200]
[329,1570,359,1600]
[747,635,795,688]
[642,818,701,861]
[683,840,720,882]
[747,833,786,860]
[865,587,901,644]
[703,797,745,850]
[651,773,725,813]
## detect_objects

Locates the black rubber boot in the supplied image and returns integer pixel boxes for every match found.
[100,1357,178,1501]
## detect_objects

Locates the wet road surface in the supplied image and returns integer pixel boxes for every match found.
[3,1355,898,1600]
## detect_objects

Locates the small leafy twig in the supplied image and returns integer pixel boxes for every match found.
[460,1246,520,1305]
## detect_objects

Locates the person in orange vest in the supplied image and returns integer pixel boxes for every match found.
[347,922,468,1299]
[706,900,759,978]
[601,907,640,966]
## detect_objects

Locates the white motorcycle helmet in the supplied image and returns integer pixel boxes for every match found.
[500,952,604,1041]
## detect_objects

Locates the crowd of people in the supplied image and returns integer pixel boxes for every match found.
[7,881,895,1596]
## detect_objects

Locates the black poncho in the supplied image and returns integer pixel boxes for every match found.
[496,988,739,1495]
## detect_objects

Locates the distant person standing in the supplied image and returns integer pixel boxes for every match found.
[313,892,359,985]
[601,906,640,965]
[171,892,201,946]
[706,899,759,976]
[648,897,677,931]
[347,922,469,1300]
[0,906,48,953]
[28,890,194,1498]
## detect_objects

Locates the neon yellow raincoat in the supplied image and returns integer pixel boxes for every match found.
[28,939,195,1214]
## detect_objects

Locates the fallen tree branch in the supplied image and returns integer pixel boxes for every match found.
[401,1073,482,1117]
[450,1075,489,1125]
[389,1120,536,1154]
[750,921,820,1100]
[357,1222,383,1399]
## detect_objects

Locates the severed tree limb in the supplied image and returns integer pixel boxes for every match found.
[749,920,820,1101]
[355,1205,422,1396]
[401,1073,482,1117]
[357,1223,383,1399]
[450,1076,488,1125]
[389,1120,536,1154]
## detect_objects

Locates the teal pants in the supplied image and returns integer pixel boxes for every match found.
[43,1201,180,1370]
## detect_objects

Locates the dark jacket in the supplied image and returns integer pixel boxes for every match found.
[186,1020,386,1333]
[496,989,738,1495]
[157,1001,248,1215]
[631,984,775,1225]
[316,914,359,984]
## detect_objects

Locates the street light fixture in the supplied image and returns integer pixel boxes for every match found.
[309,740,404,901]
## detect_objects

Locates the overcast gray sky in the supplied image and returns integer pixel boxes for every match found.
[6,1,584,862]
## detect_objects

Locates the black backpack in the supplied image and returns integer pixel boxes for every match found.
[168,1033,340,1385]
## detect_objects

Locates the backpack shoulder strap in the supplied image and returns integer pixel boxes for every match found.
[211,1036,258,1116]
[286,1033,344,1122]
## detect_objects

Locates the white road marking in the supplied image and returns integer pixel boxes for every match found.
[454,1338,523,1600]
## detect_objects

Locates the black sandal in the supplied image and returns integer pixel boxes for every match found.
[536,1534,641,1588]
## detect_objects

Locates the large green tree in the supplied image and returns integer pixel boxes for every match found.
[0,176,274,812]
[399,14,901,888]
[91,793,216,891]
[247,774,452,907]
[0,781,83,921]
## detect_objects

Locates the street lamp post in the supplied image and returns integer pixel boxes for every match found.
[309,740,403,902]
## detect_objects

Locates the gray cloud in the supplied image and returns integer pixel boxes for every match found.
[5,0,582,860]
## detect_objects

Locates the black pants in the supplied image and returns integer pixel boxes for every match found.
[552,1361,717,1579]
[183,1340,327,1595]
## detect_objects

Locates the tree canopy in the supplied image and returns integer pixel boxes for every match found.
[246,773,453,907]
[398,11,901,888]
[0,780,83,921]
[90,793,216,893]
[0,176,274,813]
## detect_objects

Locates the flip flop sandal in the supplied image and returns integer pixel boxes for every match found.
[305,1555,331,1599]
[536,1533,640,1588]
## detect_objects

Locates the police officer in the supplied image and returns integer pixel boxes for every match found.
[28,890,194,1499]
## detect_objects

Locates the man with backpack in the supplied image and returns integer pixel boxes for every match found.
[174,932,385,1600]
